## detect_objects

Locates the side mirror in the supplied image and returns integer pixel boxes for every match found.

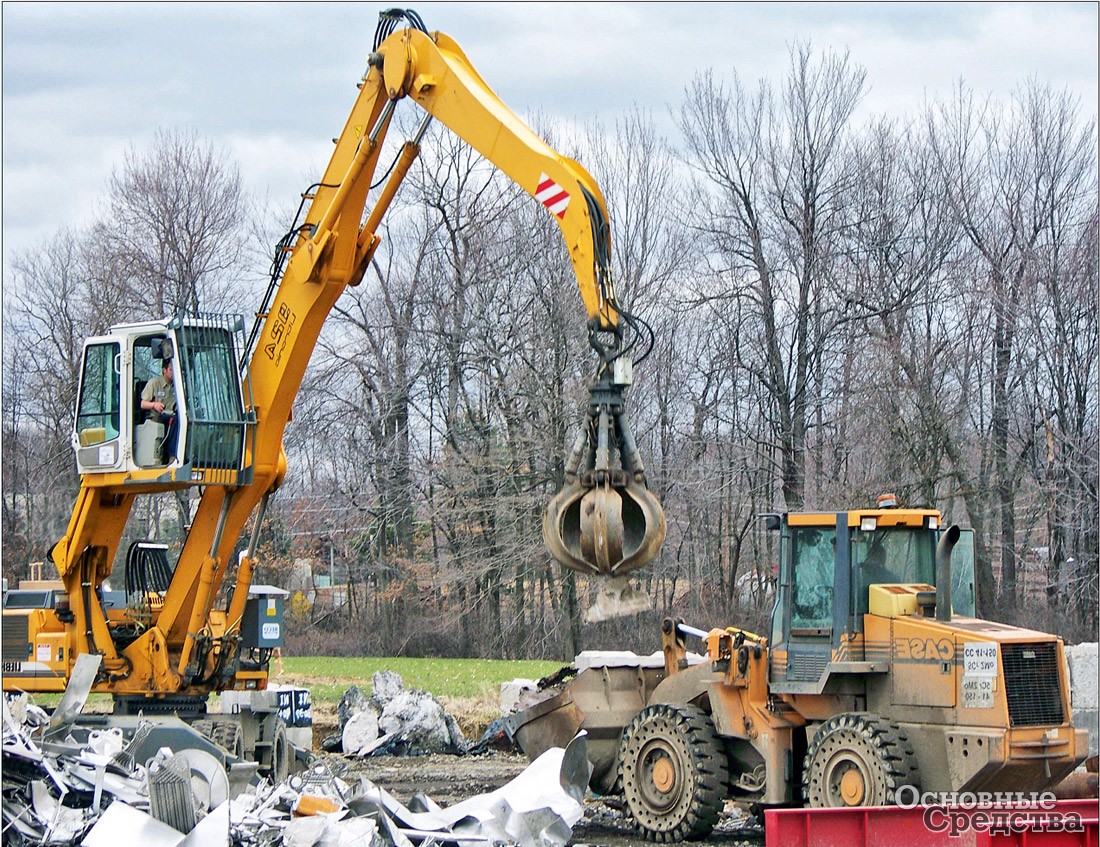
[151,337,175,361]
[760,513,782,532]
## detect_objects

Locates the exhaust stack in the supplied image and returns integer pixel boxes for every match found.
[936,524,961,622]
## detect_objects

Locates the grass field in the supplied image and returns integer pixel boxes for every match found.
[18,656,567,741]
[274,656,565,716]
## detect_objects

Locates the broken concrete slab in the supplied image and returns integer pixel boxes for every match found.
[336,685,370,730]
[325,672,465,756]
[341,708,381,756]
[1066,641,1099,756]
[378,688,460,753]
[500,679,539,715]
[371,670,403,704]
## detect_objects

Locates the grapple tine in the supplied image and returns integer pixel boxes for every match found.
[580,486,624,572]
[614,478,666,575]
[543,481,600,575]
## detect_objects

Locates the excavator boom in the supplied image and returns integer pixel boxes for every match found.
[11,9,664,707]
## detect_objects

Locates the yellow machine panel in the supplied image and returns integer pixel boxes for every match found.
[868,583,936,618]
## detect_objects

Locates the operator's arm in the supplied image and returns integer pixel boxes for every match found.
[140,380,165,415]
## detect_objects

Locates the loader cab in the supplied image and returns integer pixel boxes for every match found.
[766,504,976,689]
[73,314,252,482]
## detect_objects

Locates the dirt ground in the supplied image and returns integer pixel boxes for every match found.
[325,750,765,847]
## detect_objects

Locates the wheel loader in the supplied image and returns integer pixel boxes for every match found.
[511,498,1090,841]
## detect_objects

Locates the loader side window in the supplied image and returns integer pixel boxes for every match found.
[790,528,834,631]
[950,529,976,616]
[75,342,120,445]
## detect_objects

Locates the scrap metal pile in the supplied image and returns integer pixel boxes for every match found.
[3,689,591,847]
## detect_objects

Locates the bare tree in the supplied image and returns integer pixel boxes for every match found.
[927,81,1097,615]
[3,229,104,565]
[97,127,247,316]
[677,45,867,509]
[2,129,250,578]
[836,117,965,504]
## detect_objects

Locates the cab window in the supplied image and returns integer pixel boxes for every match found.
[177,325,246,469]
[790,528,834,631]
[75,342,120,445]
[853,527,936,614]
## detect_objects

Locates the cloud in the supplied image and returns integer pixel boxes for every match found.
[2,1,1095,269]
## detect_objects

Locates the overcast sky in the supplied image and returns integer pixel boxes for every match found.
[3,2,1097,270]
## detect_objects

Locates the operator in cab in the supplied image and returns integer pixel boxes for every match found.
[141,358,178,464]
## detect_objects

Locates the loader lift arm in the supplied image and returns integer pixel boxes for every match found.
[42,8,665,698]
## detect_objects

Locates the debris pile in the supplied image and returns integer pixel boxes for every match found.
[232,734,590,847]
[467,666,574,754]
[322,671,466,757]
[1066,641,1099,756]
[3,693,228,846]
[3,690,591,847]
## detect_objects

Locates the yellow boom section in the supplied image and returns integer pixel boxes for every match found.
[285,27,619,327]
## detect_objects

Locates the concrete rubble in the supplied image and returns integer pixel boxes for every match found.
[1066,641,1099,756]
[323,671,466,757]
[3,686,589,847]
[498,679,540,716]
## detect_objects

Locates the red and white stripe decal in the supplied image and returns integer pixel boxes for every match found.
[536,173,571,219]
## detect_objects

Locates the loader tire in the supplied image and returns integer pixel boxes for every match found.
[803,712,918,808]
[191,718,245,760]
[618,703,728,842]
[209,720,245,760]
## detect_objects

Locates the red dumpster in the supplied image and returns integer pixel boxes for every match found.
[764,800,1098,847]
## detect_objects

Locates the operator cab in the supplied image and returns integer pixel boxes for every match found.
[73,314,252,482]
[766,500,976,689]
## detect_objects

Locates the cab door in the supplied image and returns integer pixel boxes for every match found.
[771,516,853,691]
[783,525,835,684]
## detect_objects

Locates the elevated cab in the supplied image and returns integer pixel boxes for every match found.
[73,314,252,483]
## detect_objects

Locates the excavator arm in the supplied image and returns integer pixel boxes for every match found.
[299,24,621,329]
[43,9,665,698]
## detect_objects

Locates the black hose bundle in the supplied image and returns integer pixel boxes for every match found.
[374,8,428,51]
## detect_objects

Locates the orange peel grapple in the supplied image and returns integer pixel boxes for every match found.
[544,364,666,622]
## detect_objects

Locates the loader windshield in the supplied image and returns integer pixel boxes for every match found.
[853,527,935,614]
